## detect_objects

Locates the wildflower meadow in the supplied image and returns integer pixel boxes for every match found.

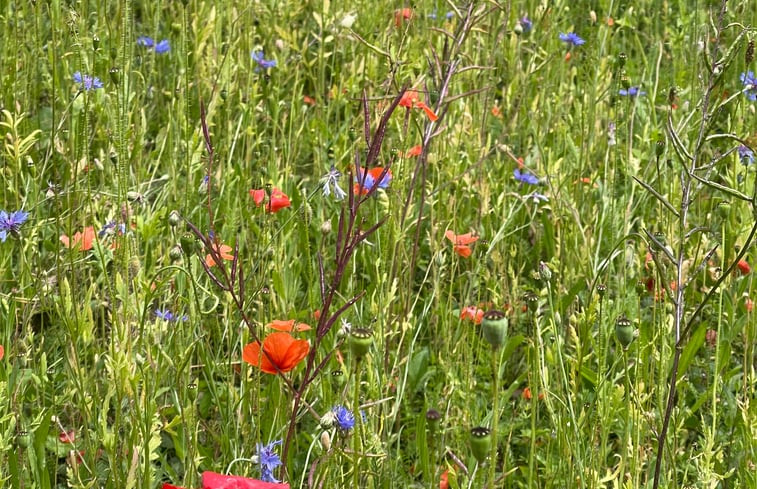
[2,1,756,488]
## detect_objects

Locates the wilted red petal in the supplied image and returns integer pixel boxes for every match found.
[202,470,290,489]
[162,484,187,489]
[394,8,413,27]
[460,306,483,324]
[405,145,422,157]
[59,430,76,444]
[440,469,450,489]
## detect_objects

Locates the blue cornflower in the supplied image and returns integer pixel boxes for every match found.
[519,15,533,32]
[446,11,454,20]
[741,71,757,101]
[255,440,283,483]
[514,168,539,185]
[154,39,170,54]
[137,36,154,47]
[73,71,103,91]
[155,309,176,321]
[559,32,585,47]
[332,405,355,431]
[252,50,277,72]
[137,36,170,54]
[0,210,29,242]
[321,165,347,200]
[619,87,646,97]
[738,145,754,165]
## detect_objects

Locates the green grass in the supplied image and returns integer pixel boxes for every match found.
[1,0,756,488]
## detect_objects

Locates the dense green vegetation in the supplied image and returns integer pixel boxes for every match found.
[1,1,755,488]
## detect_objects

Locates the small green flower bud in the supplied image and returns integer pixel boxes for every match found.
[481,310,508,349]
[109,67,120,86]
[615,316,634,349]
[716,201,731,219]
[168,210,181,227]
[597,284,607,298]
[220,89,228,100]
[169,245,183,262]
[470,427,492,464]
[539,261,552,282]
[513,23,523,35]
[349,328,373,359]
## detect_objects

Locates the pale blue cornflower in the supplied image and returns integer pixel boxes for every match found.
[321,165,347,200]
[619,87,646,97]
[514,168,539,185]
[738,145,754,165]
[559,32,585,47]
[73,72,103,91]
[0,210,29,242]
[519,15,533,33]
[137,36,170,54]
[252,50,277,72]
[255,440,283,483]
[740,71,757,101]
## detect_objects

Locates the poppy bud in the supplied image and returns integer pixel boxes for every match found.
[320,431,331,452]
[93,35,100,50]
[615,316,634,349]
[469,427,492,464]
[168,210,181,227]
[655,138,665,158]
[596,283,607,298]
[349,328,373,358]
[513,23,523,35]
[481,310,508,349]
[716,201,731,219]
[220,89,228,100]
[109,67,120,86]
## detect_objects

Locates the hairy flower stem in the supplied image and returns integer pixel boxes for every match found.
[488,349,500,487]
[352,357,363,488]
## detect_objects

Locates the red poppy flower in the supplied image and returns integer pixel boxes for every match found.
[737,260,751,275]
[314,309,321,321]
[59,430,76,444]
[394,8,413,27]
[303,95,316,106]
[444,230,479,258]
[0,344,4,361]
[460,306,484,324]
[243,332,310,374]
[440,469,450,489]
[203,471,290,489]
[353,167,392,195]
[60,226,96,251]
[267,319,312,332]
[250,188,291,213]
[399,91,438,121]
[205,243,234,267]
[403,145,422,157]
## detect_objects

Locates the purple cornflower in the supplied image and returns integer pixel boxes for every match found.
[741,71,757,101]
[0,210,29,242]
[619,87,646,97]
[333,405,355,431]
[519,16,533,33]
[738,145,754,165]
[73,71,103,91]
[514,168,539,185]
[251,50,277,72]
[559,32,585,47]
[255,440,283,483]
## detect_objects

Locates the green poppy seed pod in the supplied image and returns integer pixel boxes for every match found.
[168,210,181,227]
[109,67,120,86]
[655,138,665,158]
[17,431,31,448]
[653,231,667,247]
[426,408,441,431]
[179,233,198,255]
[470,427,492,464]
[331,369,346,390]
[617,52,627,68]
[597,284,607,298]
[513,23,523,35]
[186,382,198,401]
[717,201,731,219]
[349,328,373,359]
[481,310,508,349]
[615,316,634,349]
[620,71,630,90]
[93,35,100,50]
[169,245,183,262]
[524,292,539,313]
[220,89,228,100]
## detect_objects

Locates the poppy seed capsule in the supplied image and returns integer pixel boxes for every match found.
[597,284,607,298]
[524,292,539,312]
[615,316,634,349]
[349,328,373,358]
[655,138,665,158]
[617,52,627,68]
[331,369,346,390]
[482,310,508,349]
[109,67,120,86]
[717,201,731,219]
[426,408,441,430]
[93,35,100,50]
[470,427,492,464]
